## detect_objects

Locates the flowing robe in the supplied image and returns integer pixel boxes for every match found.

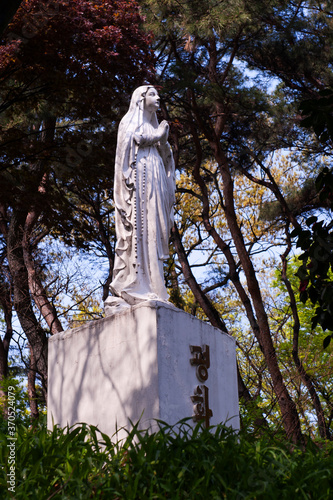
[110,95,175,304]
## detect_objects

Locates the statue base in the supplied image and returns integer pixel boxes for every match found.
[47,301,239,440]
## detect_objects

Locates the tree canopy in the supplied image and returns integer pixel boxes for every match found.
[1,0,333,443]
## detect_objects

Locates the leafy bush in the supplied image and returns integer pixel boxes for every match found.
[1,417,333,499]
[0,379,39,433]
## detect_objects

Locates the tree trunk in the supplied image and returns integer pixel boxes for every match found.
[27,344,39,420]
[23,211,63,335]
[215,150,303,442]
[171,223,228,333]
[7,210,48,396]
[0,271,13,412]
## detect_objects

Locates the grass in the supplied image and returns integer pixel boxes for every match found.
[1,417,333,499]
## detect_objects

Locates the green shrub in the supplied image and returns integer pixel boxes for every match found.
[0,379,35,432]
[1,417,333,499]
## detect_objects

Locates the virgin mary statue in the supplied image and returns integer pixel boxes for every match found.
[109,85,175,307]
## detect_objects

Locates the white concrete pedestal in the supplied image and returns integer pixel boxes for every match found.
[48,301,239,439]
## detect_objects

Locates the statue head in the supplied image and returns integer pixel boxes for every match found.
[143,87,160,113]
[119,85,160,134]
[127,85,159,113]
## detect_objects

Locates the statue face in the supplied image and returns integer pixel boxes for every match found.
[144,87,160,112]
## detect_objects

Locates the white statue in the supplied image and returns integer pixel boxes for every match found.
[106,85,175,312]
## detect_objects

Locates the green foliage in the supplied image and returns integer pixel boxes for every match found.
[0,417,333,499]
[300,88,333,144]
[0,379,36,431]
[270,260,333,435]
[291,85,333,349]
[293,85,333,348]
[293,211,333,345]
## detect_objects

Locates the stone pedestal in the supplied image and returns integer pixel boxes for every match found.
[47,301,239,439]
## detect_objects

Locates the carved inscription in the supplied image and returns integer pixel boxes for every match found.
[190,345,213,428]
